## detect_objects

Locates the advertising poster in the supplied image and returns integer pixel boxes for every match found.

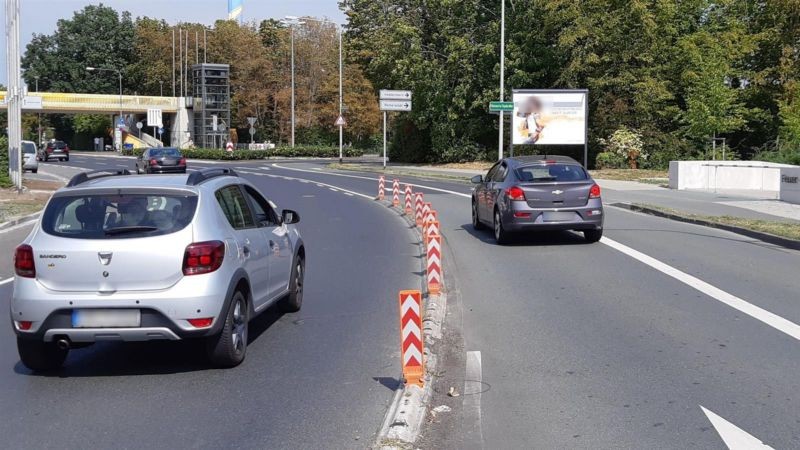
[512,90,587,146]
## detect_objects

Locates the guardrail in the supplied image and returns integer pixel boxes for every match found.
[0,91,179,113]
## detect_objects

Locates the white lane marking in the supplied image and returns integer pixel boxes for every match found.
[463,351,484,449]
[272,164,472,198]
[278,175,373,200]
[329,188,338,192]
[601,237,800,341]
[0,278,14,286]
[700,406,773,449]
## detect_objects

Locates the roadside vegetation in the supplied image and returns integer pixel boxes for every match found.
[122,145,364,160]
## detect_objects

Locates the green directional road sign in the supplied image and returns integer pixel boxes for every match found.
[489,101,514,112]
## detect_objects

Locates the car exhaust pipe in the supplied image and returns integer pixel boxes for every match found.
[56,338,70,350]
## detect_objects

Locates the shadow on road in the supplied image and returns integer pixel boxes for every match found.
[458,223,590,247]
[372,376,401,391]
[13,304,285,378]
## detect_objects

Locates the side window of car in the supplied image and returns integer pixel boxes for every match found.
[243,185,279,227]
[485,163,500,183]
[215,185,257,230]
[493,163,509,182]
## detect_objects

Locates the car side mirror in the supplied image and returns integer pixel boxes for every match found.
[282,209,300,225]
[471,175,483,184]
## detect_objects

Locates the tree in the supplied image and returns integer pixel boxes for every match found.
[21,5,136,94]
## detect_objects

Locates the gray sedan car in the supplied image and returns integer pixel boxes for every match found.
[471,155,604,244]
[11,168,304,370]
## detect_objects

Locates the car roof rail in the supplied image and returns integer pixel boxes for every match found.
[66,169,132,187]
[186,167,239,186]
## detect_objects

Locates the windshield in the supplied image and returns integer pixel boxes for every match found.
[41,192,197,239]
[516,164,589,183]
[21,142,36,154]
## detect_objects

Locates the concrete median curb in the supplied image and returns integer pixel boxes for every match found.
[374,198,448,449]
[612,202,800,251]
[0,211,41,233]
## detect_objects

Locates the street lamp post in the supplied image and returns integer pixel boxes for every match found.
[498,0,505,161]
[282,16,344,156]
[34,75,41,147]
[86,66,123,150]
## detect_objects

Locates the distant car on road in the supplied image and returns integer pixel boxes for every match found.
[21,140,38,173]
[38,140,70,162]
[11,167,305,370]
[136,147,187,174]
[471,155,604,244]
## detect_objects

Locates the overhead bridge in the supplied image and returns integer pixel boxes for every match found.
[0,91,179,114]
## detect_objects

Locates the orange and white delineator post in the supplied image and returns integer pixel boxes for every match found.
[398,290,424,387]
[378,176,385,201]
[404,184,413,214]
[414,193,424,226]
[426,234,443,295]
[422,209,438,245]
[421,202,432,228]
[424,220,440,246]
[392,179,400,206]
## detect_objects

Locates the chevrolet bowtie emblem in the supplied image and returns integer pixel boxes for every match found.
[552,190,564,195]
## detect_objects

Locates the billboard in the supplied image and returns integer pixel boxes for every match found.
[512,90,587,146]
[228,0,243,20]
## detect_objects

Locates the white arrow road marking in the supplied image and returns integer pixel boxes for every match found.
[602,237,800,341]
[700,406,773,449]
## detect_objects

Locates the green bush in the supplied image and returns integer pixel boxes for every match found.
[595,152,625,169]
[121,145,364,160]
[754,141,800,165]
[0,136,11,188]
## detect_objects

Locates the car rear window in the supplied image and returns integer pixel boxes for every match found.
[41,192,198,239]
[22,142,36,154]
[150,148,181,158]
[516,164,589,183]
[51,141,67,149]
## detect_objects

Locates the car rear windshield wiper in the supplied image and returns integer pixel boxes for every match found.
[104,225,158,235]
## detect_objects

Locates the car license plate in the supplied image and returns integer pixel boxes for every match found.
[72,309,141,328]
[542,211,578,222]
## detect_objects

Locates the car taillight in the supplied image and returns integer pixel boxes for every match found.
[46,148,53,154]
[14,244,35,278]
[187,318,213,328]
[589,184,601,199]
[183,241,225,276]
[65,145,70,152]
[149,158,158,166]
[179,157,187,166]
[506,186,526,201]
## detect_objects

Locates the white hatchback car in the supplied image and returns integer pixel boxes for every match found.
[11,168,305,370]
[22,140,38,173]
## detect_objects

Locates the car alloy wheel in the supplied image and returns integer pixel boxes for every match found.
[494,209,509,245]
[230,296,247,355]
[472,201,484,230]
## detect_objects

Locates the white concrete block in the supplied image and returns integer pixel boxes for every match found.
[780,168,800,205]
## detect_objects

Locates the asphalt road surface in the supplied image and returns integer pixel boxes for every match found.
[5,154,800,449]
[1,155,420,448]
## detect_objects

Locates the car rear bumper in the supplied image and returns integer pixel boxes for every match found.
[10,276,230,342]
[502,200,604,231]
[148,166,187,173]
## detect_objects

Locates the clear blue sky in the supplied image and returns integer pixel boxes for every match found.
[0,0,345,85]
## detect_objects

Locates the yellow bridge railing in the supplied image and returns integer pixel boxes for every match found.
[0,91,179,113]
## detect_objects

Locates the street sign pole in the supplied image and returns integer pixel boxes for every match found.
[498,0,505,161]
[383,111,387,169]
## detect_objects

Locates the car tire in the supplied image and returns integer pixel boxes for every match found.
[206,290,248,367]
[136,165,141,174]
[43,155,48,163]
[17,338,68,371]
[472,199,485,230]
[31,168,37,174]
[583,229,603,243]
[493,208,510,245]
[64,156,69,162]
[282,254,305,313]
